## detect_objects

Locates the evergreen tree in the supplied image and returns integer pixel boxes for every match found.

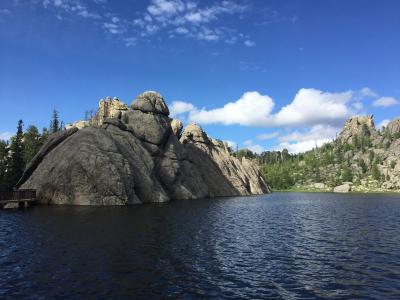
[0,140,9,191]
[6,120,25,190]
[371,163,381,181]
[23,125,42,164]
[50,109,60,134]
[341,166,353,182]
[41,127,50,144]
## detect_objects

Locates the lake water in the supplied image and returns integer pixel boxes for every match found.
[1,192,400,299]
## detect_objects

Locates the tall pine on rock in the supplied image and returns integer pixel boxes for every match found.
[50,109,60,134]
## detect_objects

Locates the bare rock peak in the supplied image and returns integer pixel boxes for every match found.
[131,91,170,116]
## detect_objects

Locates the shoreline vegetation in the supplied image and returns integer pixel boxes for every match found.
[273,188,400,194]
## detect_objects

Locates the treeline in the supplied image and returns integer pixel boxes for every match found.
[237,124,399,190]
[0,110,64,191]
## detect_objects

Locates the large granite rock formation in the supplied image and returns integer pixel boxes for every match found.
[19,92,270,205]
[338,115,376,143]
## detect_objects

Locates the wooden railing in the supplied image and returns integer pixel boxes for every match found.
[0,189,36,202]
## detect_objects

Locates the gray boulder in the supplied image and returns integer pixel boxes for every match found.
[131,91,169,116]
[333,183,351,193]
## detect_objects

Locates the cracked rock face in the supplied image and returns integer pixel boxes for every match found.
[19,91,271,205]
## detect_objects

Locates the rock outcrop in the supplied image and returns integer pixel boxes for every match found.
[19,91,270,205]
[386,118,400,136]
[338,115,376,143]
[92,96,129,127]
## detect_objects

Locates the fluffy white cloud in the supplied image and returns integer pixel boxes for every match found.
[278,124,338,143]
[272,124,338,153]
[188,91,274,126]
[257,132,279,140]
[175,88,356,128]
[274,139,332,154]
[170,101,195,117]
[273,88,353,127]
[373,97,399,107]
[0,132,13,141]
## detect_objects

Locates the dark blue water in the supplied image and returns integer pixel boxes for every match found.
[1,193,400,299]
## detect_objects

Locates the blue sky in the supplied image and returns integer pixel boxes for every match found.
[0,0,399,153]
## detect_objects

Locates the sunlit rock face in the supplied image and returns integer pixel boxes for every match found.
[338,115,376,143]
[19,91,271,205]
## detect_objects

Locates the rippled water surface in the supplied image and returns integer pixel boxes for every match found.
[1,193,400,299]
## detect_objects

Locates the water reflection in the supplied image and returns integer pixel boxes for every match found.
[1,193,400,299]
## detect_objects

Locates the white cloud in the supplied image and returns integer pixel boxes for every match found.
[244,40,255,47]
[274,138,331,154]
[170,101,195,117]
[103,22,124,34]
[278,124,338,143]
[257,132,279,140]
[373,97,399,107]
[178,88,355,128]
[247,144,263,154]
[188,91,274,126]
[273,88,353,127]
[175,26,188,34]
[361,87,378,98]
[36,0,253,47]
[147,0,185,16]
[377,119,390,129]
[133,0,249,44]
[0,132,13,141]
[352,101,363,111]
[272,124,338,154]
[124,37,137,47]
[42,0,100,19]
[241,139,263,154]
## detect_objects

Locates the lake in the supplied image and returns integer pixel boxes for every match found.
[1,192,400,299]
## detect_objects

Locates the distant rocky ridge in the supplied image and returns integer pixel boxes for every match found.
[19,92,270,205]
[292,115,400,192]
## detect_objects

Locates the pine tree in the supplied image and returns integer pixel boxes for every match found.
[41,127,49,143]
[6,120,25,190]
[50,109,60,134]
[0,139,9,191]
[23,125,42,164]
[371,163,381,181]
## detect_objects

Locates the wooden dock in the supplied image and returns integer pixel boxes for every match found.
[0,189,36,209]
